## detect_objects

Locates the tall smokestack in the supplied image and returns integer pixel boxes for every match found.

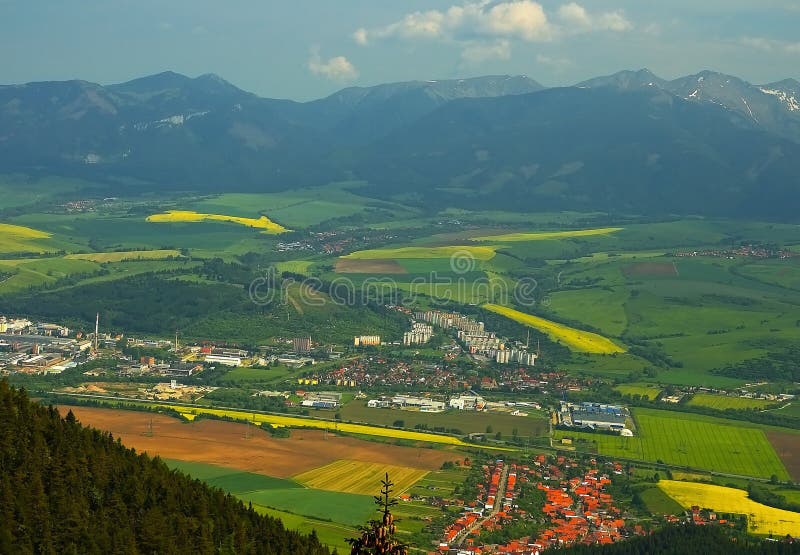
[94,312,99,352]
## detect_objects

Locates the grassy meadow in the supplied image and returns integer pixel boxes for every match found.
[687,394,780,410]
[555,408,791,480]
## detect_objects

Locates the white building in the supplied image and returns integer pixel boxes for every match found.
[204,354,243,367]
[449,394,486,411]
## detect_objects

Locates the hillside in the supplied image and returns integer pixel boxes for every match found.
[2,70,800,218]
[0,380,331,555]
[355,86,800,218]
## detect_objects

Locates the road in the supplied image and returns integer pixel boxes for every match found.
[452,462,510,548]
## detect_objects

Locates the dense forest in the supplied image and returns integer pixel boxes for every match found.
[713,347,800,382]
[0,380,331,555]
[0,271,408,346]
[559,525,798,554]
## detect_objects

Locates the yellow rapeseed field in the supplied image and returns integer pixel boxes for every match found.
[294,459,428,495]
[341,245,497,261]
[471,227,623,242]
[65,249,181,262]
[169,405,472,447]
[659,480,800,536]
[0,222,52,253]
[146,210,288,233]
[482,303,626,354]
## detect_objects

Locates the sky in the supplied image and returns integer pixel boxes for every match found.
[1,0,799,101]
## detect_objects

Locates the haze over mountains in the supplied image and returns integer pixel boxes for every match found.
[1,69,799,218]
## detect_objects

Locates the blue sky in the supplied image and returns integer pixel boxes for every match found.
[2,0,798,100]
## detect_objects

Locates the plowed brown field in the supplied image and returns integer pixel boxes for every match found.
[61,406,459,477]
[766,431,800,481]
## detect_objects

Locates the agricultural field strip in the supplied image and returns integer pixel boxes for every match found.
[341,245,498,261]
[237,488,375,527]
[64,249,181,262]
[614,385,662,400]
[294,459,429,495]
[482,303,625,354]
[146,210,288,233]
[658,480,800,536]
[61,395,489,447]
[0,222,51,239]
[687,393,778,410]
[470,227,623,242]
[554,409,790,480]
[0,222,53,252]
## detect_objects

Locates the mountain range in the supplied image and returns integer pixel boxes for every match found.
[1,69,799,218]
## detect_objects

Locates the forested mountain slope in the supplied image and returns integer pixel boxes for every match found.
[0,380,331,555]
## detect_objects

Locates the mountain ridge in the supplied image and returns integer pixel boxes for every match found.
[1,69,800,219]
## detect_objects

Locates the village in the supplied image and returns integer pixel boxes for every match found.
[432,453,638,554]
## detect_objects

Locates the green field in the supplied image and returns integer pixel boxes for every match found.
[163,460,301,493]
[554,408,791,480]
[405,467,471,499]
[330,402,549,438]
[614,384,663,400]
[190,183,420,229]
[222,366,296,384]
[238,488,375,527]
[162,459,356,551]
[342,245,498,261]
[636,485,685,515]
[687,393,779,410]
[471,227,623,242]
[547,287,629,337]
[252,505,356,552]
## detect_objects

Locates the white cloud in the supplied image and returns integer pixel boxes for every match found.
[596,11,633,32]
[740,36,775,51]
[642,23,661,36]
[354,1,555,45]
[308,52,359,81]
[740,36,800,53]
[353,2,631,65]
[557,2,632,32]
[480,1,553,41]
[461,39,512,63]
[353,28,369,45]
[557,3,591,29]
[784,42,800,53]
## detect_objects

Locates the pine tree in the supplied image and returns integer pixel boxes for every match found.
[347,473,407,555]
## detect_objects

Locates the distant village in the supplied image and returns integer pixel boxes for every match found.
[673,244,797,259]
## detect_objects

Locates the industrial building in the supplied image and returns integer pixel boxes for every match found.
[558,401,632,434]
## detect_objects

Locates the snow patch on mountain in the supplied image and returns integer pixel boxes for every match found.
[133,110,210,131]
[759,87,799,112]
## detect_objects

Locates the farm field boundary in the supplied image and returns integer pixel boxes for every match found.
[471,227,623,242]
[56,394,478,447]
[146,210,288,233]
[482,303,625,354]
[554,408,790,480]
[658,480,800,536]
[294,459,428,495]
